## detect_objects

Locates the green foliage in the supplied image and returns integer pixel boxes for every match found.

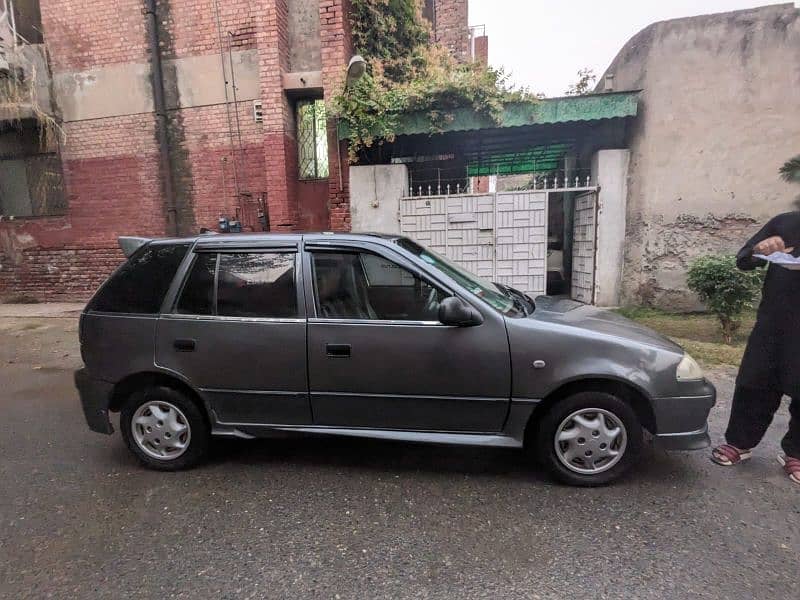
[334,0,530,159]
[349,0,430,83]
[780,154,800,183]
[565,68,596,96]
[686,254,763,344]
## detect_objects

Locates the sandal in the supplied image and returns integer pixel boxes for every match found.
[777,454,800,485]
[711,444,752,466]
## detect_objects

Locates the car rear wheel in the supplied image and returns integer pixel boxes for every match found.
[120,386,210,471]
[536,391,643,486]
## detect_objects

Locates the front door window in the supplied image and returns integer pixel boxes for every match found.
[310,251,447,321]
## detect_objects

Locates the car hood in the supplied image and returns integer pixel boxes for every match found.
[528,297,684,354]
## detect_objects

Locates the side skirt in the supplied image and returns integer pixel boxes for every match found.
[210,401,539,449]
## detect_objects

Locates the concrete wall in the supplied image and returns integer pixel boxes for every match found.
[593,150,630,307]
[53,49,262,122]
[349,165,408,234]
[601,3,800,308]
[287,0,322,71]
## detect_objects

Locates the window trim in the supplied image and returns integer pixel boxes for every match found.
[306,245,452,324]
[168,249,304,320]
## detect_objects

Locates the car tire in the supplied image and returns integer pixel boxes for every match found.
[535,391,643,487]
[120,386,210,471]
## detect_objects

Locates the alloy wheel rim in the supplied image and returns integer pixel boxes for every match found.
[554,408,627,475]
[131,400,191,460]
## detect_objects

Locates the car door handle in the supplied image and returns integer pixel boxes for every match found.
[173,338,196,352]
[326,343,351,358]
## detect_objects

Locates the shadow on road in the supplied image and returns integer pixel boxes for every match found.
[188,433,699,487]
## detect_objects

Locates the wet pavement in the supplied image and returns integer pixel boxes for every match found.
[1,316,798,599]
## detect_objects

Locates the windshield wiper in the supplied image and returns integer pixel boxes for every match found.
[493,282,534,315]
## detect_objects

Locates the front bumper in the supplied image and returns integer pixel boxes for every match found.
[655,423,711,450]
[74,368,114,434]
[650,378,716,451]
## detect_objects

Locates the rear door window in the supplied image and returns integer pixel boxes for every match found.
[217,253,297,318]
[175,251,298,318]
[89,243,189,314]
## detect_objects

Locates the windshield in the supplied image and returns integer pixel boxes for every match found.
[395,238,524,317]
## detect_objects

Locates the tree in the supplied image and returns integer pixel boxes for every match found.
[780,154,800,183]
[565,68,596,96]
[686,255,763,344]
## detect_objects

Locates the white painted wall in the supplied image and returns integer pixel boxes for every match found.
[592,149,630,307]
[601,4,800,307]
[349,165,408,234]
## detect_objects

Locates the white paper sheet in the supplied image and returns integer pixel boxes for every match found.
[753,252,800,270]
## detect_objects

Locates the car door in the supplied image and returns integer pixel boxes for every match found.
[304,241,511,432]
[155,242,310,425]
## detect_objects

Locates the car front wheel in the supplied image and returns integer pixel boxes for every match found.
[536,391,643,486]
[120,386,210,471]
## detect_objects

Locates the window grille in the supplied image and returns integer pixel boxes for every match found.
[296,99,329,180]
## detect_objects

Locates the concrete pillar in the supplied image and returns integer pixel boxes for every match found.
[592,149,630,307]
[349,165,408,234]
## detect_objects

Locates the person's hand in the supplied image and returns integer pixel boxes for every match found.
[754,236,795,256]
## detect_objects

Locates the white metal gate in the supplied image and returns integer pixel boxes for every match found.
[400,191,548,297]
[571,191,598,303]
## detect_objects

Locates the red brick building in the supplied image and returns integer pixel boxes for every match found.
[0,0,471,300]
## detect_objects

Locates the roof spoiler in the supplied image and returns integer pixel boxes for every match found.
[118,236,152,258]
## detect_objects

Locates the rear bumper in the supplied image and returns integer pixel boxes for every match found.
[74,368,114,434]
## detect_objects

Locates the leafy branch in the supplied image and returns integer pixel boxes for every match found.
[780,154,800,183]
[332,0,531,160]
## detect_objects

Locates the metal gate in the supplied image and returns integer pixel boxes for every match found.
[571,191,598,303]
[400,191,548,297]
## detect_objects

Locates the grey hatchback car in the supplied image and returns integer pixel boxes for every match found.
[75,232,715,486]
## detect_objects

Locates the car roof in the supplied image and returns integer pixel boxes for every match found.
[146,231,401,245]
[119,232,405,257]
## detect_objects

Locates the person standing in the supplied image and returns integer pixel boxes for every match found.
[711,211,800,485]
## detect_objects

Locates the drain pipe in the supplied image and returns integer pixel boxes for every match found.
[144,0,179,236]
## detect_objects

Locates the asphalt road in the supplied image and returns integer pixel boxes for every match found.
[1,316,798,599]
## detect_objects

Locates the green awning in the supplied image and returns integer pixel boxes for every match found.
[338,91,640,140]
[466,144,572,176]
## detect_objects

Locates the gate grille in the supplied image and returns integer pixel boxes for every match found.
[400,191,548,297]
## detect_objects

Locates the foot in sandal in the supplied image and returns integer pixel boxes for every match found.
[777,454,800,485]
[711,444,752,466]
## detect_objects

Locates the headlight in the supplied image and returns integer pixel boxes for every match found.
[676,353,703,381]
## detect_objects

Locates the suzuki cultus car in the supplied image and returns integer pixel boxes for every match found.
[76,233,714,486]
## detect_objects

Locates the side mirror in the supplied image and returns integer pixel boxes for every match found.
[438,296,484,327]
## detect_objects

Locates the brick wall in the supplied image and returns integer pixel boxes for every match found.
[473,34,488,65]
[0,246,124,302]
[168,101,267,231]
[40,0,149,71]
[256,0,300,231]
[434,0,468,60]
[320,0,352,232]
[1,0,354,301]
[160,0,258,59]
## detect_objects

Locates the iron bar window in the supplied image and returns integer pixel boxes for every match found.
[296,99,329,180]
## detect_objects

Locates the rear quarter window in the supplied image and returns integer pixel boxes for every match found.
[89,243,190,314]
